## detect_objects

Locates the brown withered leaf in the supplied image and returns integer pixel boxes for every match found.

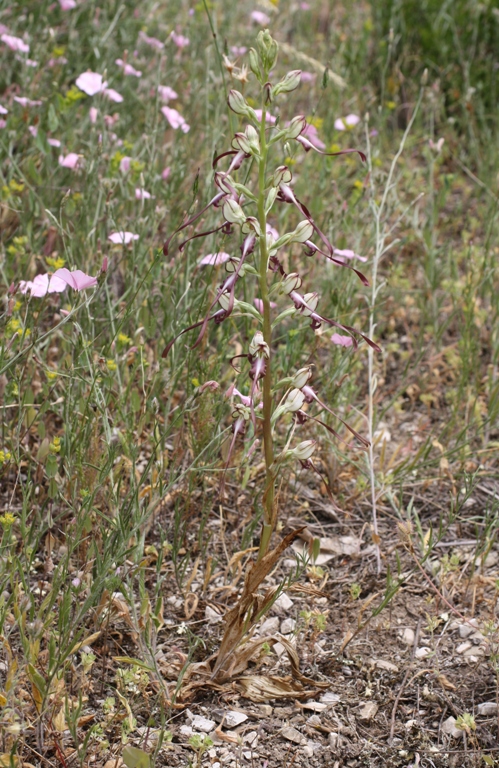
[211,528,304,681]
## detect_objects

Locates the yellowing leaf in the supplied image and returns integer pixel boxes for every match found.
[122,745,151,768]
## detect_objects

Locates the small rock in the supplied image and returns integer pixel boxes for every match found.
[205,606,222,622]
[244,731,258,745]
[212,764,221,768]
[328,732,340,749]
[478,702,498,716]
[405,719,418,729]
[470,631,484,644]
[281,726,306,744]
[302,745,314,757]
[458,624,474,639]
[400,627,415,646]
[302,701,328,712]
[320,692,341,704]
[242,752,254,760]
[456,642,472,655]
[260,616,280,634]
[415,647,432,659]
[257,704,273,716]
[357,702,378,722]
[280,618,296,634]
[442,716,462,739]
[274,593,293,611]
[463,645,484,657]
[273,641,286,657]
[224,711,248,728]
[370,658,399,673]
[180,725,193,737]
[484,550,498,567]
[191,715,216,733]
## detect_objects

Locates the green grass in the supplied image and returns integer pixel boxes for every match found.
[1,0,499,762]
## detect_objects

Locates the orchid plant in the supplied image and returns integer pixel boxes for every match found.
[163,31,378,678]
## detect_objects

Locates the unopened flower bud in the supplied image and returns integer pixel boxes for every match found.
[281,272,302,294]
[291,220,314,243]
[249,48,262,82]
[232,402,251,421]
[292,366,313,389]
[256,30,278,73]
[291,440,317,460]
[272,70,302,98]
[249,331,270,358]
[223,198,246,225]
[228,89,256,120]
[284,388,306,413]
[232,132,252,154]
[272,165,292,187]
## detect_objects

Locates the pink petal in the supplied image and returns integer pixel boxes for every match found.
[331,333,353,347]
[302,123,325,151]
[345,113,360,127]
[300,71,316,83]
[28,125,38,137]
[254,109,276,124]
[333,247,367,263]
[48,138,61,147]
[52,268,98,290]
[161,166,171,181]
[199,252,231,266]
[23,58,38,68]
[266,223,279,240]
[103,88,123,103]
[0,105,7,115]
[59,0,77,8]
[76,72,106,96]
[20,274,50,297]
[250,10,270,24]
[157,85,178,102]
[230,46,247,56]
[1,34,29,53]
[138,31,164,50]
[135,188,152,200]
[14,96,42,107]
[171,31,189,48]
[334,118,346,131]
[0,25,9,35]
[161,106,189,132]
[253,298,278,314]
[0,119,6,129]
[89,106,98,124]
[48,274,69,292]
[120,156,131,172]
[59,152,80,169]
[115,59,142,77]
[108,231,139,244]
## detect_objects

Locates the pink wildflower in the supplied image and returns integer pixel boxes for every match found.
[28,125,38,137]
[199,252,231,266]
[138,31,164,50]
[161,166,171,181]
[120,156,131,172]
[251,10,270,25]
[157,85,178,102]
[103,88,123,103]
[300,71,316,83]
[135,188,152,200]
[1,34,29,53]
[0,119,6,129]
[76,72,106,96]
[59,0,77,8]
[21,58,38,68]
[171,31,189,48]
[0,105,7,115]
[14,97,42,107]
[48,138,61,147]
[52,267,98,290]
[20,273,67,297]
[161,106,189,133]
[254,298,278,314]
[230,46,247,57]
[58,152,80,169]
[108,232,139,244]
[302,123,325,150]
[89,106,98,124]
[334,114,360,131]
[333,247,367,263]
[115,58,142,77]
[331,333,353,347]
[254,109,276,124]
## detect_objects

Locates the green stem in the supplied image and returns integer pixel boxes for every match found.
[257,97,275,560]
